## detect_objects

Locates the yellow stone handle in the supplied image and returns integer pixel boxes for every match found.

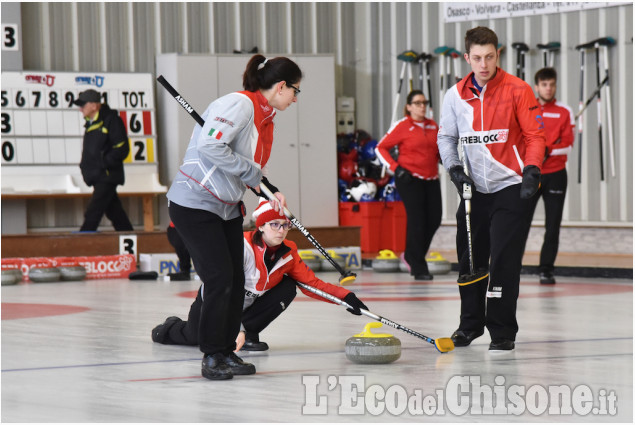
[426,251,445,261]
[299,250,318,260]
[376,249,398,260]
[353,322,394,338]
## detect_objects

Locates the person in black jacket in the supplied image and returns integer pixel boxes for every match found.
[74,89,133,231]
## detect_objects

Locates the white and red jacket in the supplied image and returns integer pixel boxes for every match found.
[539,98,575,174]
[375,115,440,179]
[437,68,546,194]
[242,230,351,312]
[167,90,276,220]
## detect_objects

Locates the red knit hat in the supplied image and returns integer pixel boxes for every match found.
[252,198,286,227]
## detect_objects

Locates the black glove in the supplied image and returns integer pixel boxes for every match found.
[394,165,412,183]
[448,165,474,195]
[343,292,368,316]
[520,165,541,199]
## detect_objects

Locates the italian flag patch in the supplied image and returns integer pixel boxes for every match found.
[208,128,223,140]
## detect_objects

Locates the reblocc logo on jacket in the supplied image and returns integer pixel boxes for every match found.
[460,129,509,144]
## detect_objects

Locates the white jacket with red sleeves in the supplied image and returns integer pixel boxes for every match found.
[242,230,351,312]
[437,68,546,194]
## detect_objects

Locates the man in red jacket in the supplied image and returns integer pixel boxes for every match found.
[529,68,575,285]
[437,27,546,352]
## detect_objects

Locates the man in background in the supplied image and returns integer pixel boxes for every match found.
[74,89,133,231]
[528,68,575,284]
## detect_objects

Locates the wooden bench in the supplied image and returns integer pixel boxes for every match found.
[1,164,167,232]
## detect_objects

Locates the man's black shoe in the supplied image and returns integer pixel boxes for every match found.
[224,352,256,375]
[240,340,269,352]
[489,339,515,351]
[201,353,233,380]
[414,274,433,281]
[539,272,556,284]
[168,272,191,281]
[451,329,484,347]
[151,316,181,343]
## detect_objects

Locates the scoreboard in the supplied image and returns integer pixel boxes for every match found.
[1,71,156,166]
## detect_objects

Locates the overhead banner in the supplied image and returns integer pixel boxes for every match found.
[443,2,626,23]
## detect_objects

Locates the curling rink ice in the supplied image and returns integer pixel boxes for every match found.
[1,270,632,422]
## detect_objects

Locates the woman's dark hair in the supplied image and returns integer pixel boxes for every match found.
[251,228,264,247]
[243,54,303,92]
[404,90,425,116]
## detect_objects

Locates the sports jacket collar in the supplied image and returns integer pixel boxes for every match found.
[241,90,276,125]
[538,97,558,107]
[458,67,505,97]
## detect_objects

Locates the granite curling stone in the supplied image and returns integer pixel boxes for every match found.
[371,249,400,272]
[345,322,401,364]
[59,265,87,281]
[299,250,322,272]
[28,267,61,283]
[1,269,23,286]
[427,252,451,275]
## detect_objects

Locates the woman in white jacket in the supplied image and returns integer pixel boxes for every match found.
[165,55,303,381]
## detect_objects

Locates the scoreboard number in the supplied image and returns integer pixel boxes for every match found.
[1,72,156,165]
[2,24,19,51]
[1,140,16,163]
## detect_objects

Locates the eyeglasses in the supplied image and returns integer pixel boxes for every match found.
[410,100,429,106]
[288,84,301,97]
[268,222,293,231]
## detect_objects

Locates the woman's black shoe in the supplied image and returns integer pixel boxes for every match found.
[414,274,433,281]
[201,353,233,380]
[224,352,256,375]
[151,316,182,343]
[240,340,269,351]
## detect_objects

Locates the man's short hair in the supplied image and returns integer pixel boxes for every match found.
[465,26,498,54]
[534,67,558,84]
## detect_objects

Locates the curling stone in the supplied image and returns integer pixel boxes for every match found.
[1,269,23,286]
[320,250,347,271]
[59,265,87,281]
[28,267,61,283]
[426,252,451,275]
[371,249,400,272]
[299,250,322,272]
[345,322,401,364]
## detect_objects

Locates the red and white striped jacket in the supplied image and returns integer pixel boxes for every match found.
[242,230,351,311]
[437,67,546,194]
[539,98,575,174]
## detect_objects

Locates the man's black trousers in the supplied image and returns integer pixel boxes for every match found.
[80,182,133,231]
[455,184,534,341]
[527,169,568,274]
